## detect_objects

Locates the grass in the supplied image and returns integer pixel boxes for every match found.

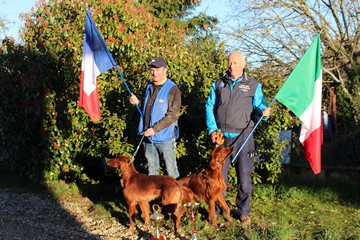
[247,181,359,239]
[0,172,359,239]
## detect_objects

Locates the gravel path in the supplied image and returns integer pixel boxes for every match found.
[0,187,184,240]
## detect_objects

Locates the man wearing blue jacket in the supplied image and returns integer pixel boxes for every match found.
[130,57,181,179]
[205,51,271,224]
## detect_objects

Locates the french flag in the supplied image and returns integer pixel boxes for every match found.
[79,10,116,122]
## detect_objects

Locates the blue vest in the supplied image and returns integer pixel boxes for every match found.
[138,79,179,143]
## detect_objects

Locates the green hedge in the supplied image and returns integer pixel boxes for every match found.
[0,0,295,184]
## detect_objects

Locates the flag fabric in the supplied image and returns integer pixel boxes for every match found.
[79,10,116,122]
[275,34,323,174]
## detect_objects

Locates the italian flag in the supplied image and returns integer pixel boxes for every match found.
[275,34,323,174]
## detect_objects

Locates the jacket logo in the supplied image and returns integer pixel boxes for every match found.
[239,84,250,92]
[156,99,165,102]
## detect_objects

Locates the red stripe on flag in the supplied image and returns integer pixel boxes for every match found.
[79,71,100,122]
[301,124,323,174]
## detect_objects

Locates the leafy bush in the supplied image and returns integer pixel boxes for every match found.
[0,0,298,184]
[0,0,226,181]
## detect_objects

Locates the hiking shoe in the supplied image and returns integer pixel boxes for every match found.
[239,215,251,225]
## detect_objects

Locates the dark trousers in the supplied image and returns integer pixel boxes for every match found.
[216,131,255,217]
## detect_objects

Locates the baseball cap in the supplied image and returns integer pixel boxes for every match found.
[149,57,167,68]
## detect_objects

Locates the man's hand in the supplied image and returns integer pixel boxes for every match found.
[144,128,155,137]
[211,130,224,146]
[262,108,271,117]
[211,131,218,143]
[129,93,139,105]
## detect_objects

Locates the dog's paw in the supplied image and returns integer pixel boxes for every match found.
[125,226,135,233]
[211,223,219,229]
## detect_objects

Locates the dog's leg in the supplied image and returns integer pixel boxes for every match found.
[127,202,137,232]
[217,196,233,222]
[162,185,183,233]
[170,204,184,234]
[162,203,180,234]
[138,201,150,225]
[170,212,179,234]
[173,206,187,234]
[208,199,218,228]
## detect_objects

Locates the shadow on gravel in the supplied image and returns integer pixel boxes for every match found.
[0,181,101,240]
[77,179,133,226]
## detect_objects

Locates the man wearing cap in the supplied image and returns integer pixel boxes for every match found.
[130,57,181,179]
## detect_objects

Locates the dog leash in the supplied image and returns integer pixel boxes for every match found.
[131,132,145,163]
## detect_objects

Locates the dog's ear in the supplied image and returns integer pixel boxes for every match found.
[209,156,217,169]
[120,154,132,164]
[209,147,226,169]
[210,147,218,159]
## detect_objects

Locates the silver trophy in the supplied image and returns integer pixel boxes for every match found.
[184,202,200,239]
[150,204,165,240]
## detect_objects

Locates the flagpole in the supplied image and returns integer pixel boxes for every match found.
[114,65,143,118]
[231,98,276,163]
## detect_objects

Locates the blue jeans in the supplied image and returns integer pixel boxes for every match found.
[143,138,180,179]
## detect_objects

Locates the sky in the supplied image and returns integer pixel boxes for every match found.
[1,0,38,41]
[195,0,231,19]
[1,0,230,43]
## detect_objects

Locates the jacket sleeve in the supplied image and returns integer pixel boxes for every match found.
[253,83,268,119]
[205,82,218,135]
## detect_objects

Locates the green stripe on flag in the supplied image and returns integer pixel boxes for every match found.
[275,34,322,118]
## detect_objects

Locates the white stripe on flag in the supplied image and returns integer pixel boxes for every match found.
[82,38,101,96]
[299,74,322,143]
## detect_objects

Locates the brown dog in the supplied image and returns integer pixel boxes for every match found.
[107,155,185,233]
[177,146,233,227]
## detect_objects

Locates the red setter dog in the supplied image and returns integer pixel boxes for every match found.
[177,146,233,228]
[107,155,194,233]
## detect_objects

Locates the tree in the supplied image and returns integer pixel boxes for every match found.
[139,0,219,35]
[223,0,360,127]
[0,19,6,37]
[0,12,9,40]
[139,0,200,19]
[1,0,291,184]
[0,0,226,181]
